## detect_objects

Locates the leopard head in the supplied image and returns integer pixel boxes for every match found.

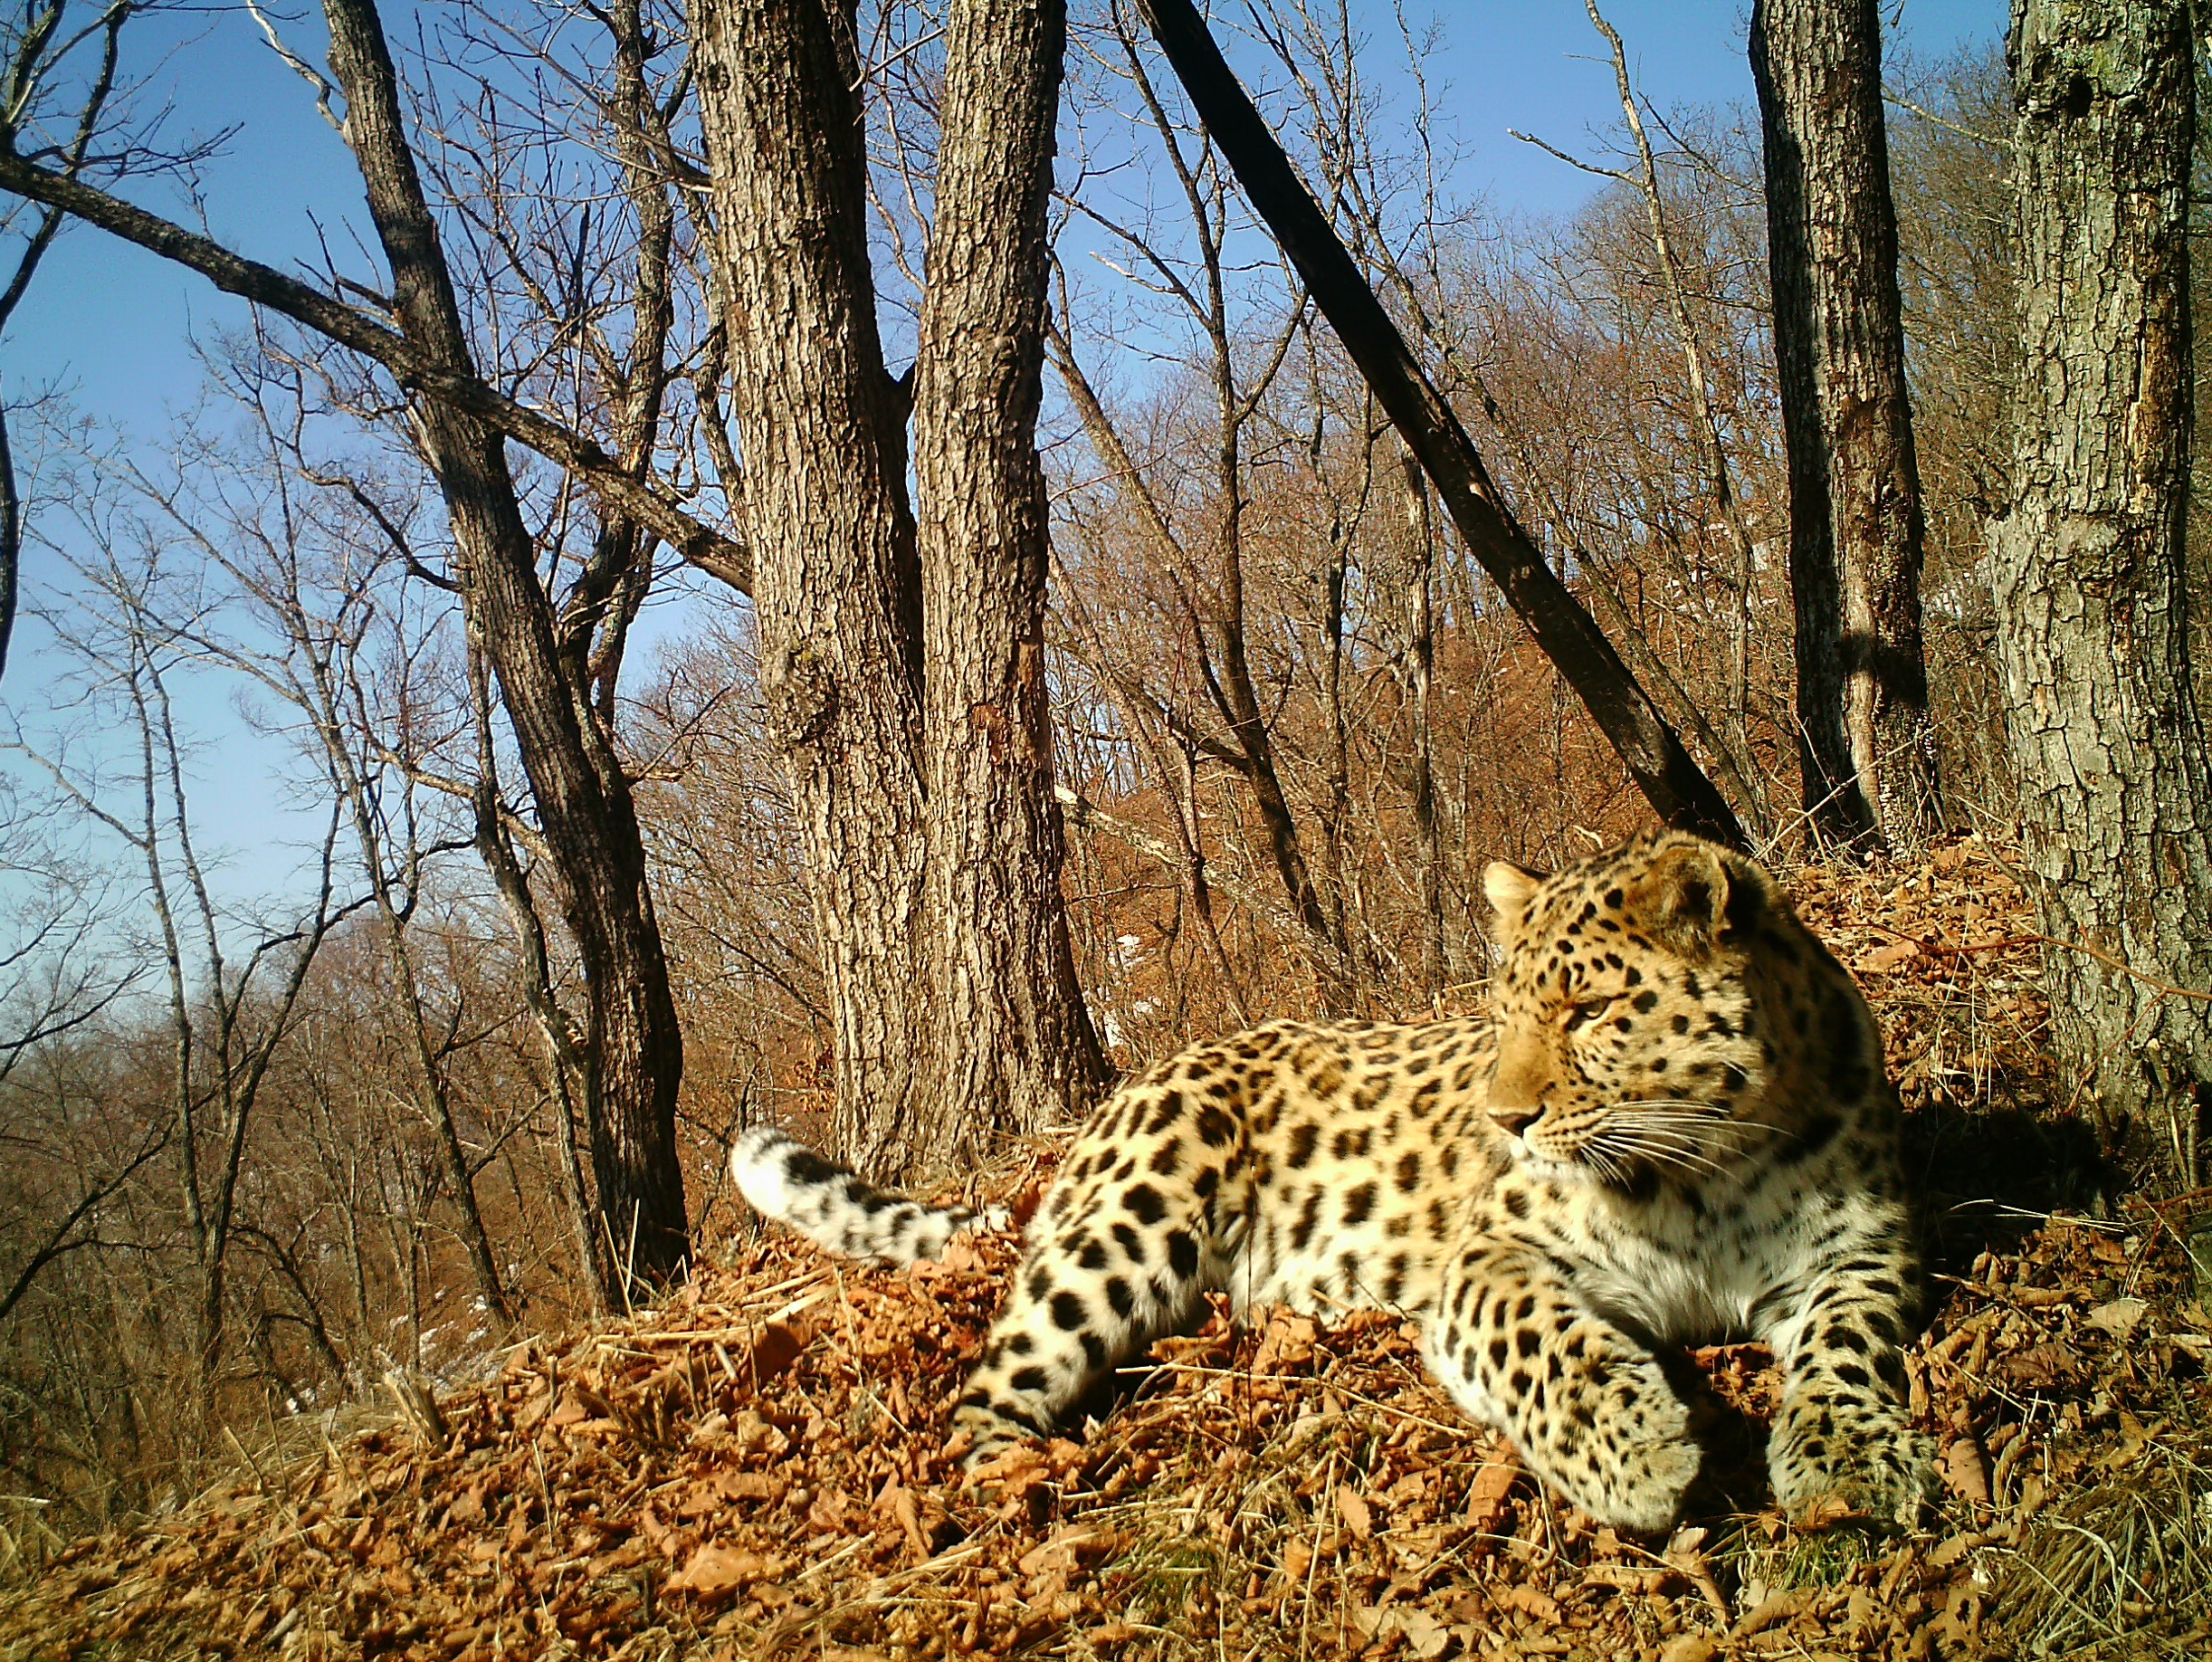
[1478,831,1787,1190]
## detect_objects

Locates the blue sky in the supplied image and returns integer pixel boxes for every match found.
[1,0,2010,912]
[8,0,2011,426]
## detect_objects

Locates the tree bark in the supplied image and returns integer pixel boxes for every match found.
[691,0,936,1177]
[1136,0,1745,849]
[694,0,1107,1176]
[912,0,1110,1157]
[1990,0,2212,1150]
[322,0,689,1287]
[1752,0,1943,855]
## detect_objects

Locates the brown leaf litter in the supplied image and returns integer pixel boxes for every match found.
[5,835,2209,1661]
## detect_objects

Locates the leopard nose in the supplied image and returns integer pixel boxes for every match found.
[1486,1103,1541,1137]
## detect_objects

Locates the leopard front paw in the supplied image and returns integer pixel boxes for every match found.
[1554,1365,1705,1533]
[1769,1392,1932,1528]
[1586,1429,1705,1533]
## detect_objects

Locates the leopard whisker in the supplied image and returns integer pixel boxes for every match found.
[1596,1132,1732,1177]
[1610,1099,1757,1123]
[1603,1114,1755,1156]
[1608,1101,1799,1148]
[1609,1103,1760,1128]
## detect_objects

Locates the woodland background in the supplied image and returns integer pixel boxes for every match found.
[0,0,2204,1581]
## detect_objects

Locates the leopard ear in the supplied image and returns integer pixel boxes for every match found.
[1629,842,1767,960]
[1483,861,1544,938]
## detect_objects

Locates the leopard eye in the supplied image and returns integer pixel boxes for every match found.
[1561,998,1612,1034]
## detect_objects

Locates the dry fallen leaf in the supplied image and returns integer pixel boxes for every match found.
[1254,1310,1318,1373]
[740,1321,810,1384]
[1857,940,1922,972]
[1015,1524,1124,1581]
[1500,1583,1560,1622]
[2085,1296,2149,1338]
[1334,1485,1374,1540]
[664,1544,783,1601]
[1464,1456,1520,1533]
[1942,1435,1992,1507]
[1733,1587,1816,1638]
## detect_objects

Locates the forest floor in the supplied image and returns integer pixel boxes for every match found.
[4,836,2210,1661]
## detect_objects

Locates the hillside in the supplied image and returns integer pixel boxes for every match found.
[5,839,2208,1662]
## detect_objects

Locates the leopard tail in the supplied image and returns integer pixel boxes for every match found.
[729,1128,1006,1266]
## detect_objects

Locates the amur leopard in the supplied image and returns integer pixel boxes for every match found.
[731,830,1931,1532]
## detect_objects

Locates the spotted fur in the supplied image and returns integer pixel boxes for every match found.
[732,830,1931,1532]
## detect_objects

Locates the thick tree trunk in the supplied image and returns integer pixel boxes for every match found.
[1990,0,2212,1150]
[1752,0,1943,855]
[323,0,689,1287]
[691,0,938,1177]
[912,0,1110,1157]
[694,0,1107,1176]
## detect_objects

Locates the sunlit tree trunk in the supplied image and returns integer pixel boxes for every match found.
[324,0,688,1285]
[913,0,1110,1151]
[692,0,1104,1178]
[1752,0,1943,854]
[1989,0,2212,1159]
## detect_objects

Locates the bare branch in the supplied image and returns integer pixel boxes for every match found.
[0,149,753,590]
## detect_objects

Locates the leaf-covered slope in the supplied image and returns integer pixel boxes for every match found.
[6,836,2210,1661]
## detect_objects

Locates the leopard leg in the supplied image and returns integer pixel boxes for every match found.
[950,1183,1219,1466]
[1757,1234,1931,1527]
[1427,1240,1703,1533]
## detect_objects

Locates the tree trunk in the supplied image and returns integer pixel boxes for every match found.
[912,0,1110,1158]
[691,0,937,1179]
[1752,0,1944,854]
[322,0,689,1287]
[696,0,1109,1177]
[1990,0,2212,1152]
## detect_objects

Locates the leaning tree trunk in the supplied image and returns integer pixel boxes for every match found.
[1751,0,1943,855]
[324,0,689,1287]
[1989,0,2212,1154]
[912,0,1110,1159]
[1138,0,1744,848]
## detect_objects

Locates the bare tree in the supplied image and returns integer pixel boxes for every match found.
[2,0,720,1292]
[1049,0,1355,992]
[1137,0,1745,846]
[318,0,692,1286]
[1504,4,1776,838]
[114,413,520,1324]
[0,0,170,683]
[0,832,159,1323]
[692,0,1107,1177]
[1752,0,1943,854]
[5,541,353,1397]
